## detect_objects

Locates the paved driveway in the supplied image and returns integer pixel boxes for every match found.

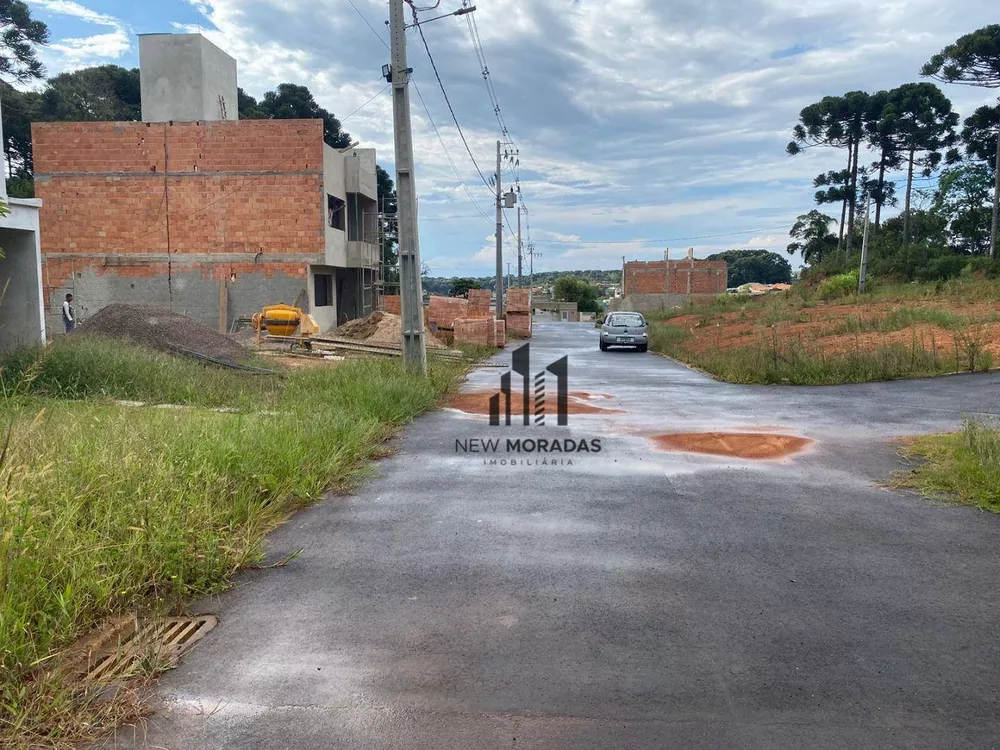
[118,321,1000,749]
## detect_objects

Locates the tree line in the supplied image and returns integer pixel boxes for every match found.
[786,25,1000,282]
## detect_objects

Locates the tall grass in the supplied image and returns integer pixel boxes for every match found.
[643,277,1000,385]
[1,337,280,408]
[835,306,967,334]
[647,321,991,385]
[0,339,466,746]
[895,419,1000,512]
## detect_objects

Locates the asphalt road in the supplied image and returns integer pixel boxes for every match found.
[118,321,1000,749]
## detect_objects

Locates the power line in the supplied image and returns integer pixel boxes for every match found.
[412,78,492,223]
[532,225,795,245]
[412,12,493,191]
[341,85,390,122]
[463,0,513,147]
[345,0,390,50]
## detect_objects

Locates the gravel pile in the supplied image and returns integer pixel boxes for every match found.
[78,304,249,361]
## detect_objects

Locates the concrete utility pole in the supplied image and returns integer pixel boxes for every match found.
[389,0,427,373]
[858,193,871,294]
[495,140,503,319]
[528,242,535,291]
[517,205,523,287]
[991,102,1000,259]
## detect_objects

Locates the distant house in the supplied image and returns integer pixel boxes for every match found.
[729,282,792,296]
[611,250,727,312]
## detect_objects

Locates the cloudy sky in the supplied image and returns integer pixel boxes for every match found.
[23,0,999,276]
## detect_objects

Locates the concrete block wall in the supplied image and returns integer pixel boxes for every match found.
[34,119,326,332]
[139,34,238,123]
[610,292,720,313]
[0,226,45,351]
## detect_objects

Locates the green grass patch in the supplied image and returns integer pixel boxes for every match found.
[894,419,1000,511]
[0,338,469,747]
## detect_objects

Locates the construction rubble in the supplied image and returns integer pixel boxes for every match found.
[382,287,530,348]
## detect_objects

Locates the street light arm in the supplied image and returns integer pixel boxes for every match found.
[405,5,475,28]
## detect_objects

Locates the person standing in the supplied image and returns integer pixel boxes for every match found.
[62,293,75,333]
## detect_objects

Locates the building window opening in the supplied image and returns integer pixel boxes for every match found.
[328,195,345,230]
[315,273,333,307]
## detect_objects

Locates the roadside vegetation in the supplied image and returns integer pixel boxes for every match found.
[643,25,1000,386]
[647,279,1000,385]
[0,337,467,747]
[894,419,1000,512]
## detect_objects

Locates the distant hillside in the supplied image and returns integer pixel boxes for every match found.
[423,270,621,296]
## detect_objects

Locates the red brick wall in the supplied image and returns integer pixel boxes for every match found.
[467,289,491,318]
[34,120,325,260]
[623,260,727,295]
[427,295,470,330]
[505,288,530,313]
[34,119,326,324]
[383,295,401,315]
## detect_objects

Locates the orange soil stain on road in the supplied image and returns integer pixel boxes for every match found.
[651,432,813,460]
[447,391,622,416]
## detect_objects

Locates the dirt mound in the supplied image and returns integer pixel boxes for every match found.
[336,312,446,349]
[78,304,249,361]
[336,312,384,340]
[447,391,621,416]
[651,432,812,460]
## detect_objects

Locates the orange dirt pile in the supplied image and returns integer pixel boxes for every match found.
[651,432,812,460]
[447,391,621,416]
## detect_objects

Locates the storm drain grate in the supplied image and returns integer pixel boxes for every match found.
[84,615,217,684]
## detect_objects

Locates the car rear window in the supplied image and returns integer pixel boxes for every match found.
[610,314,644,327]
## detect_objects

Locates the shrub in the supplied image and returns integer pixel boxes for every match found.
[962,256,1000,280]
[817,270,859,300]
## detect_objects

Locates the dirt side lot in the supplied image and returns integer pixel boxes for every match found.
[665,299,1000,363]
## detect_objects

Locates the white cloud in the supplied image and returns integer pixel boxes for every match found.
[29,0,119,26]
[27,0,1000,275]
[28,0,130,69]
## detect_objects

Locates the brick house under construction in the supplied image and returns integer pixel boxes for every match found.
[612,251,727,311]
[35,33,381,335]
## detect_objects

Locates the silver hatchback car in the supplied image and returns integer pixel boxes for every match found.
[600,311,649,352]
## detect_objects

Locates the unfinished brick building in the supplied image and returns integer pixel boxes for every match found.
[35,34,380,334]
[613,251,727,311]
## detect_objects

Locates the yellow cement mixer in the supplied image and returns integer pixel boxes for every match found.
[251,304,320,338]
